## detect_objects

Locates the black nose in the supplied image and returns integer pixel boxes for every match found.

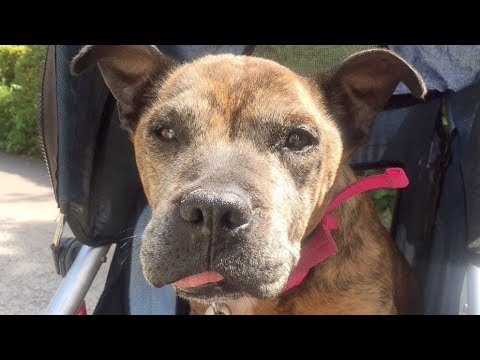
[180,189,251,231]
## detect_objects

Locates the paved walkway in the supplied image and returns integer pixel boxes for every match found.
[0,152,110,314]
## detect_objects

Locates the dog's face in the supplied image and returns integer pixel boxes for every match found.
[72,46,425,302]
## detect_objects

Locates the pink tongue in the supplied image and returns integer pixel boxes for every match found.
[173,271,225,288]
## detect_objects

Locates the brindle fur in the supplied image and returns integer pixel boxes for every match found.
[72,46,425,314]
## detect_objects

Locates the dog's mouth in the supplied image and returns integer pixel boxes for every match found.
[172,271,246,302]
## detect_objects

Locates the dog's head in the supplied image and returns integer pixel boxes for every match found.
[72,46,425,302]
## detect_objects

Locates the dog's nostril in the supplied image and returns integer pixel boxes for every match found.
[221,211,234,230]
[221,210,248,230]
[190,208,203,224]
[180,204,205,225]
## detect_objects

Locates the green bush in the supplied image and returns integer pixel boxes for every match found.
[0,45,28,86]
[0,45,46,156]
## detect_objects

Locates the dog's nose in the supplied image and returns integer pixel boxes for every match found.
[180,189,251,231]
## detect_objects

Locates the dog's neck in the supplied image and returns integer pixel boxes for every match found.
[273,163,395,314]
[325,164,367,246]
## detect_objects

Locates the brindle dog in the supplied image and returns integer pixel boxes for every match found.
[72,46,425,314]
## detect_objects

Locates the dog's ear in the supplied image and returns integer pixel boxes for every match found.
[314,49,426,157]
[71,45,176,132]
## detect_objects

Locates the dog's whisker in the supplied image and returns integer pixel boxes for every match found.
[119,237,143,249]
[116,233,143,244]
[118,255,130,267]
[130,246,142,256]
[118,249,134,265]
[131,256,141,263]
[118,244,141,266]
[120,250,142,267]
[112,226,137,238]
[116,234,143,247]
[134,267,145,284]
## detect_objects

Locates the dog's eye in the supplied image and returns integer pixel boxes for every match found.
[156,127,177,141]
[285,129,313,151]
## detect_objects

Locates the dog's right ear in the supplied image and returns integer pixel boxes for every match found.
[71,45,176,132]
[312,49,426,158]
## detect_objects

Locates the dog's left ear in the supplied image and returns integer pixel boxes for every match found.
[314,49,426,157]
[71,45,177,133]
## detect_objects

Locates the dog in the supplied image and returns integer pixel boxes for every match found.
[71,45,425,314]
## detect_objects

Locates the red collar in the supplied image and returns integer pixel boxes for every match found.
[283,168,409,292]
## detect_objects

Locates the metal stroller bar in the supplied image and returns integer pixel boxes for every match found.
[467,264,480,315]
[46,244,110,315]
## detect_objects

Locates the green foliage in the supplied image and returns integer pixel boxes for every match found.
[0,45,28,86]
[0,45,46,156]
[370,188,397,230]
[360,169,398,230]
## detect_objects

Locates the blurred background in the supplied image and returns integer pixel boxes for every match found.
[0,46,108,314]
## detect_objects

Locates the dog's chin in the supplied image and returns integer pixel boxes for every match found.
[173,280,246,304]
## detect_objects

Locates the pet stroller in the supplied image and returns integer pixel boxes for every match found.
[40,45,480,315]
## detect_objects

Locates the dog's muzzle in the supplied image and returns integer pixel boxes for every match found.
[141,183,296,300]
